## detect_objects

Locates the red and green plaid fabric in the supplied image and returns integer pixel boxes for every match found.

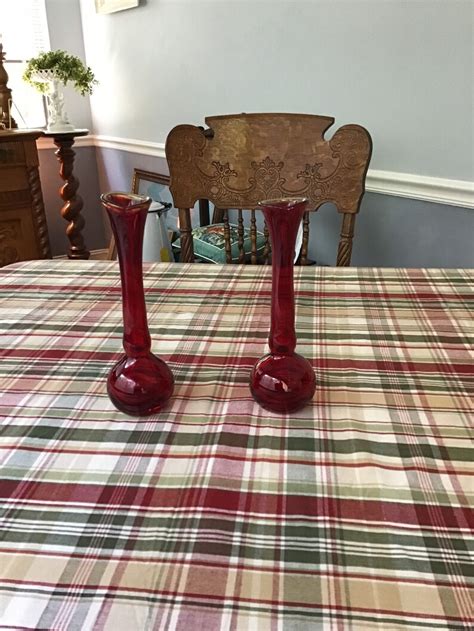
[0,261,472,630]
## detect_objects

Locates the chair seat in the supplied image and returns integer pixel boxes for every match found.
[173,222,266,264]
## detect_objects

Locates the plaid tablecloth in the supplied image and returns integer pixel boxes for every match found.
[0,261,472,631]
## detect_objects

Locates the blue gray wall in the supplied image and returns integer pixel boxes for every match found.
[80,0,473,180]
[95,146,474,268]
[36,0,473,263]
[37,0,104,257]
[314,196,474,268]
[39,146,105,256]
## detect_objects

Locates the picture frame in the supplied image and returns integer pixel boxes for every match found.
[106,168,210,261]
[107,169,174,260]
[131,169,171,203]
[131,168,183,236]
[95,0,139,15]
[132,168,213,226]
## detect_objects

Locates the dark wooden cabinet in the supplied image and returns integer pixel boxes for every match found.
[0,130,51,267]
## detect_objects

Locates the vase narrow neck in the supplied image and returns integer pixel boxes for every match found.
[105,196,151,357]
[261,200,307,355]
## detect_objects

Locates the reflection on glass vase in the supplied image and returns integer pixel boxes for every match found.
[101,192,174,416]
[250,198,316,413]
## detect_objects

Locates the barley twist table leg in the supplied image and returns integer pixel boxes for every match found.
[49,131,90,260]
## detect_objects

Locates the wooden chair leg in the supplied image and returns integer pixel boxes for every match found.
[337,213,355,266]
[178,207,194,262]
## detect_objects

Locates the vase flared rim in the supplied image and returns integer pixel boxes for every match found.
[258,197,308,210]
[101,191,152,212]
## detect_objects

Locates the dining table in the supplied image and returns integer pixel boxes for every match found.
[0,259,472,631]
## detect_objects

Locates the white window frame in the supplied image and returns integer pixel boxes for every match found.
[2,0,51,128]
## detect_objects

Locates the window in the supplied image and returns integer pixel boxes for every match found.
[2,0,50,128]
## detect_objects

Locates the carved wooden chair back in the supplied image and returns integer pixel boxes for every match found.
[165,113,372,266]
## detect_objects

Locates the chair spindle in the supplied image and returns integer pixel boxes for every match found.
[250,210,258,265]
[199,199,210,226]
[237,209,245,263]
[212,207,225,224]
[300,211,310,266]
[223,210,232,263]
[263,221,271,265]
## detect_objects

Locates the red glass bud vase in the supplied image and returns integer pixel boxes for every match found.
[250,198,316,413]
[101,192,174,416]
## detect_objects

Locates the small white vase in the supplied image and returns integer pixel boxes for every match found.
[33,70,74,132]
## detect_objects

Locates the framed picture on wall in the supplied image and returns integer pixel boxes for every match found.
[106,168,204,260]
[95,0,139,15]
[131,168,211,233]
[131,169,183,235]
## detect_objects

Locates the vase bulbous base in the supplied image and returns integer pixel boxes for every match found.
[107,353,174,416]
[250,352,316,413]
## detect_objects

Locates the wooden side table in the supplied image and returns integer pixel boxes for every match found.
[44,128,90,259]
[0,129,51,267]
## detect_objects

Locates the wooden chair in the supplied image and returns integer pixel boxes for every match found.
[165,113,372,266]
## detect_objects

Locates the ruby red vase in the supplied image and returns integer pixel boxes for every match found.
[101,192,174,416]
[250,198,316,413]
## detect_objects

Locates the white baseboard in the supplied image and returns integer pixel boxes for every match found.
[37,134,473,209]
